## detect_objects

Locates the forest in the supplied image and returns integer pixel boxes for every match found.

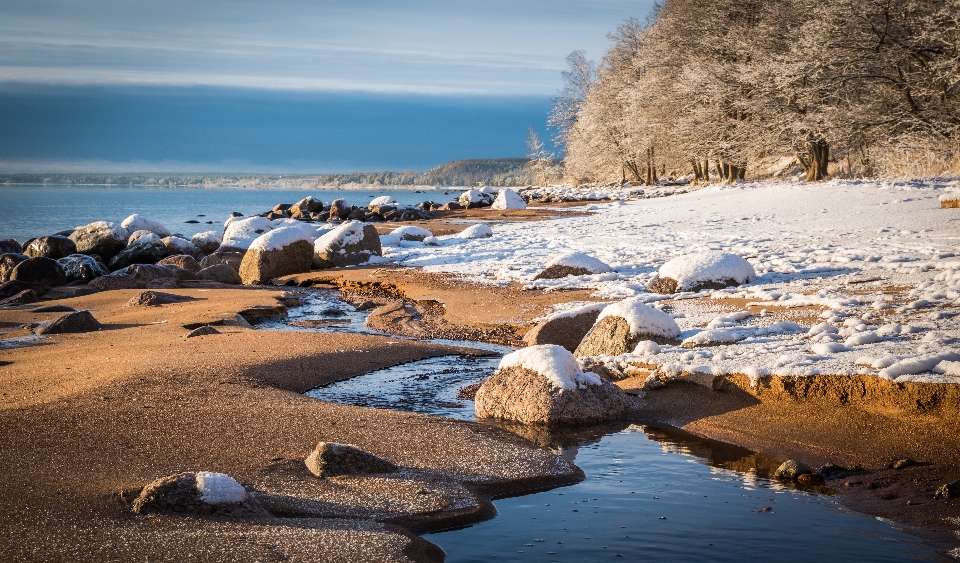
[550,0,960,184]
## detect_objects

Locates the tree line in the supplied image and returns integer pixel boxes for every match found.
[550,0,960,184]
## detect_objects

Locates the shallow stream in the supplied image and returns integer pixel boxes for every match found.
[270,290,950,562]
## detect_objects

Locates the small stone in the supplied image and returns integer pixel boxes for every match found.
[533,265,593,280]
[774,459,813,480]
[891,459,917,470]
[934,480,960,499]
[797,473,825,485]
[186,326,220,338]
[0,289,38,306]
[132,471,264,516]
[304,442,398,478]
[126,290,191,307]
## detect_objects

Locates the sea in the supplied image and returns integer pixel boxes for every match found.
[0,185,461,243]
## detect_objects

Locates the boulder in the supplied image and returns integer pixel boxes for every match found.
[127,230,155,245]
[313,221,382,269]
[157,254,202,273]
[24,236,77,260]
[0,253,29,282]
[108,234,168,270]
[328,198,352,220]
[304,442,398,478]
[191,231,222,254]
[0,239,22,255]
[491,188,527,210]
[533,252,612,280]
[0,281,39,300]
[934,480,960,499]
[161,265,198,282]
[436,201,462,211]
[459,189,492,208]
[162,236,199,257]
[290,196,324,216]
[132,471,262,516]
[393,226,432,242]
[10,257,67,289]
[34,310,102,334]
[57,254,110,283]
[475,345,632,426]
[648,251,756,294]
[120,214,171,238]
[239,228,315,285]
[574,297,681,357]
[774,459,813,480]
[197,264,242,285]
[127,264,179,288]
[68,221,128,261]
[0,289,38,306]
[89,272,139,291]
[200,251,245,272]
[523,304,605,352]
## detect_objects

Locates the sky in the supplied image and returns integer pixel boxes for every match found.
[0,0,655,173]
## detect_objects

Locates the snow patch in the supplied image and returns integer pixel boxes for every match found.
[120,214,171,238]
[597,297,682,339]
[222,216,276,251]
[545,252,612,274]
[195,471,247,504]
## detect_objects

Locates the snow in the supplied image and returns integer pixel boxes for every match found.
[314,220,367,252]
[191,230,221,247]
[658,251,756,291]
[498,344,603,391]
[939,191,960,203]
[76,221,127,241]
[682,329,745,347]
[459,224,493,239]
[491,189,527,210]
[545,252,612,274]
[539,301,607,322]
[370,195,397,206]
[129,232,161,247]
[249,225,326,252]
[459,189,488,207]
[162,236,196,254]
[366,178,960,383]
[221,216,275,250]
[120,214,171,238]
[195,471,247,504]
[380,225,433,246]
[597,297,682,339]
[934,360,960,376]
[879,352,960,380]
[633,340,662,355]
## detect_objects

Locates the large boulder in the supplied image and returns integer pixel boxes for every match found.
[313,221,381,269]
[200,251,245,272]
[328,198,352,220]
[89,272,139,291]
[475,345,632,426]
[239,227,315,285]
[108,233,168,270]
[0,289,38,306]
[197,264,242,285]
[523,303,606,352]
[24,236,77,260]
[648,251,756,294]
[304,442,398,478]
[157,254,201,273]
[68,221,128,261]
[120,214,171,238]
[126,263,179,289]
[290,196,324,216]
[0,239,22,255]
[220,216,275,252]
[534,252,613,280]
[0,280,39,300]
[459,189,493,208]
[132,471,262,516]
[58,254,110,283]
[574,297,681,357]
[10,257,67,289]
[191,231,222,254]
[491,188,527,210]
[162,236,199,257]
[0,253,29,282]
[35,310,102,335]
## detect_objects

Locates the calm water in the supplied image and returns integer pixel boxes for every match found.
[0,185,459,242]
[281,292,950,562]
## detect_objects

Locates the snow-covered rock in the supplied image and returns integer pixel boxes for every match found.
[649,251,756,293]
[475,345,632,425]
[120,214,171,238]
[459,224,493,239]
[239,226,317,284]
[162,236,198,257]
[575,297,682,357]
[940,191,960,208]
[382,225,432,246]
[491,188,526,210]
[191,230,222,254]
[108,233,168,270]
[523,302,606,352]
[459,189,492,208]
[220,216,275,252]
[132,471,263,516]
[534,252,612,280]
[313,220,382,269]
[369,195,398,207]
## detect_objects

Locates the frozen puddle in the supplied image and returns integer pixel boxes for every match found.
[268,289,949,562]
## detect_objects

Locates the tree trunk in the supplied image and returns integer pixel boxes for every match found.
[798,138,829,182]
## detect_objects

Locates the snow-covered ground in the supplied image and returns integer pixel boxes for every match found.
[379,179,960,385]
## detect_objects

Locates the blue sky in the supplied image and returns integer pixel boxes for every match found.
[0,0,654,172]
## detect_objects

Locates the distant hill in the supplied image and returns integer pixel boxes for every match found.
[0,158,546,188]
